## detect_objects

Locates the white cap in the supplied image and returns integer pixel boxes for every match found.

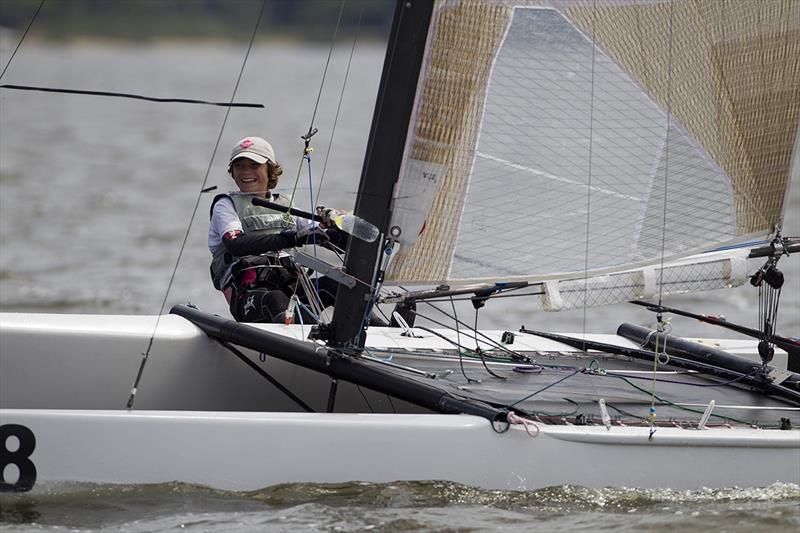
[229,136,275,166]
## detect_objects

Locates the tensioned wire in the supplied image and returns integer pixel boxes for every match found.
[126,0,268,409]
[580,0,600,407]
[315,7,364,203]
[648,0,677,425]
[0,0,45,81]
[286,0,346,207]
[279,0,346,310]
[294,1,362,315]
[0,0,261,108]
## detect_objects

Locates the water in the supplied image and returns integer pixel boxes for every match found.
[1,42,799,531]
[1,481,798,532]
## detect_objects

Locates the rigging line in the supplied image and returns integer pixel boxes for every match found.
[607,374,755,425]
[415,302,531,362]
[355,385,376,413]
[415,288,545,303]
[306,0,346,142]
[392,283,542,304]
[474,308,506,380]
[287,0,346,204]
[646,0,676,427]
[125,0,268,410]
[581,0,598,356]
[603,368,762,389]
[451,296,479,383]
[507,369,582,409]
[656,0,675,311]
[608,401,768,428]
[0,84,264,108]
[414,306,520,363]
[0,0,45,81]
[316,7,362,200]
[302,153,323,298]
[216,339,315,413]
[355,239,393,347]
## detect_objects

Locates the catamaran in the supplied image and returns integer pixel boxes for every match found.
[1,0,799,493]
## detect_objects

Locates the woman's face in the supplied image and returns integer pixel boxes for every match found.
[231,157,269,195]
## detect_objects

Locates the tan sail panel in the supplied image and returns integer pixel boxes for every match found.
[386,0,799,299]
[566,0,800,236]
[388,1,513,282]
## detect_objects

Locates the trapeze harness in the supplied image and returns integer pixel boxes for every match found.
[210,192,298,322]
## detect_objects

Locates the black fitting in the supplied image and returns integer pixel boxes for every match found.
[309,323,333,342]
[758,340,775,364]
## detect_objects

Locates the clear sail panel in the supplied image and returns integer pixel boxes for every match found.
[386,0,799,296]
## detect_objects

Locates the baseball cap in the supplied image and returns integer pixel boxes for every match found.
[229,136,275,166]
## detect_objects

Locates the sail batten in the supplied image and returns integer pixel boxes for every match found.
[383,0,798,307]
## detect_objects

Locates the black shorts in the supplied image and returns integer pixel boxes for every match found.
[231,287,291,323]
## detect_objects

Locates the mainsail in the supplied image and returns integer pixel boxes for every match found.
[384,0,799,309]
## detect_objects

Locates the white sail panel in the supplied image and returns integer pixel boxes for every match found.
[536,248,749,311]
[389,159,447,246]
[386,0,798,297]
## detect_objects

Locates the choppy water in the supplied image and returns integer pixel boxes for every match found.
[1,481,799,532]
[1,40,799,532]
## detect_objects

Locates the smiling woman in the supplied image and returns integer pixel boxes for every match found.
[207,136,347,323]
[228,136,280,194]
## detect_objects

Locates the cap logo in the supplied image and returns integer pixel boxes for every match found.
[239,139,254,149]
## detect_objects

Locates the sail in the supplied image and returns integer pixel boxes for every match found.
[385,0,799,307]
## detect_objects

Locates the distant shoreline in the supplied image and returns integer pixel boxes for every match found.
[0,0,393,44]
[0,29,388,47]
[0,32,386,47]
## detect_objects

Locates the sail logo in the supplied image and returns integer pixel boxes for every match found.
[243,295,256,316]
[422,171,438,183]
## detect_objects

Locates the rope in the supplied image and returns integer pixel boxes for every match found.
[605,373,758,426]
[757,259,782,362]
[413,303,531,363]
[656,0,675,312]
[301,147,324,298]
[508,369,582,409]
[0,0,45,81]
[0,84,263,107]
[450,296,479,383]
[282,1,353,316]
[646,0,676,436]
[317,7,362,200]
[126,0,267,409]
[287,0,346,204]
[295,264,323,319]
[580,0,603,410]
[580,0,597,346]
[507,411,540,437]
[473,308,506,379]
[353,241,392,348]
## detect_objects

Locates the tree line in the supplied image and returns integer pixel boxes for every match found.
[0,0,394,42]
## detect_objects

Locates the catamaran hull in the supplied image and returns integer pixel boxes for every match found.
[2,312,798,492]
[1,313,789,412]
[2,409,798,493]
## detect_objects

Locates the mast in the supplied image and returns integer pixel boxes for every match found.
[330,0,434,349]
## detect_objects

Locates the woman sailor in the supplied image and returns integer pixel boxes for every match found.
[208,136,345,323]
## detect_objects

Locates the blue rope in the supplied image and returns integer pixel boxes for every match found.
[304,151,321,294]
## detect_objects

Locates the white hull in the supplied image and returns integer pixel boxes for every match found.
[1,312,798,492]
[1,312,788,411]
[3,409,798,492]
